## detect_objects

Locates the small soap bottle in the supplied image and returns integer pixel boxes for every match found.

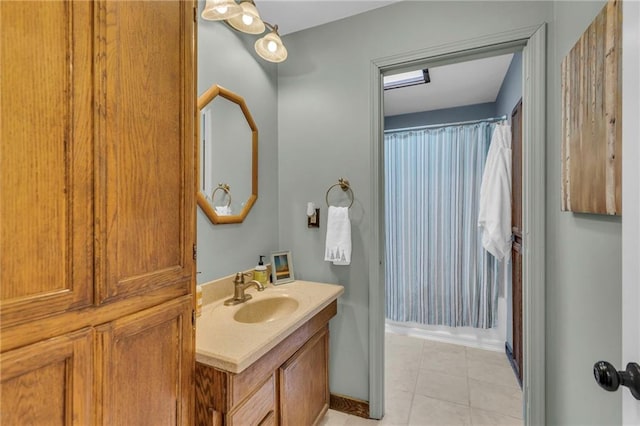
[253,255,268,286]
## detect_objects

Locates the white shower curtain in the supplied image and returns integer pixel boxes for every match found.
[384,121,499,329]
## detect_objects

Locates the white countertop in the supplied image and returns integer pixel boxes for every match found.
[196,280,344,374]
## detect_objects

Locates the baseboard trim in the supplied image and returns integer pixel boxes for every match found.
[329,393,369,419]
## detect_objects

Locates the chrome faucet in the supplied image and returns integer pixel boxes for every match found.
[224,272,265,306]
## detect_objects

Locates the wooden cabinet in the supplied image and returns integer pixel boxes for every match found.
[279,328,329,426]
[195,302,336,426]
[228,374,277,426]
[1,329,93,425]
[0,1,196,424]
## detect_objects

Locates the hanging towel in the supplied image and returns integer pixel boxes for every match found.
[215,205,231,216]
[324,206,351,265]
[478,123,512,261]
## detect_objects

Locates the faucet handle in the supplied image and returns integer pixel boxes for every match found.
[234,272,245,284]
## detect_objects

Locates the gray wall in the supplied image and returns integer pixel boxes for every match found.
[546,1,622,424]
[197,5,280,283]
[278,0,552,404]
[384,102,496,130]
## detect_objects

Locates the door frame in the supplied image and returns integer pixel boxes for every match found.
[622,0,640,423]
[368,24,547,424]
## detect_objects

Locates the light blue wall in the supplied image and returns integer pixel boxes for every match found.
[200,1,623,423]
[196,3,280,283]
[496,52,523,118]
[546,1,621,424]
[384,102,497,130]
[278,0,552,403]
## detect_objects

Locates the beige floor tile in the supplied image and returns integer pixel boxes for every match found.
[415,369,469,406]
[409,394,471,426]
[466,358,521,389]
[420,347,467,377]
[385,364,419,393]
[386,332,426,350]
[383,389,413,425]
[470,407,523,425]
[386,346,423,372]
[468,378,523,419]
[319,409,352,426]
[344,414,383,425]
[465,347,509,366]
[423,339,467,355]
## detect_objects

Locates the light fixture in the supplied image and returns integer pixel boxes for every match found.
[255,24,287,63]
[201,0,288,63]
[227,0,265,35]
[201,0,242,21]
[383,69,431,90]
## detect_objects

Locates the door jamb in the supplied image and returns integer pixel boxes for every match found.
[368,24,547,425]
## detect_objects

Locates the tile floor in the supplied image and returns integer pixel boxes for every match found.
[319,332,523,426]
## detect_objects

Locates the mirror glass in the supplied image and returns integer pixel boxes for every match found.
[197,85,257,224]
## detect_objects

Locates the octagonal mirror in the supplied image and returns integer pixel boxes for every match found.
[197,85,258,224]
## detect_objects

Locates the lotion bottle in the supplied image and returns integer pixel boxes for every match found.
[253,255,268,286]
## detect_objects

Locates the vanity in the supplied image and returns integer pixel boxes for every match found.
[195,277,344,426]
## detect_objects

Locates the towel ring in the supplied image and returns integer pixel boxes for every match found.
[210,183,232,207]
[325,178,354,208]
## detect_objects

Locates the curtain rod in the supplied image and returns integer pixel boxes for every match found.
[384,115,508,134]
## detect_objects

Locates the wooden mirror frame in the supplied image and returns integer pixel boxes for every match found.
[196,85,258,224]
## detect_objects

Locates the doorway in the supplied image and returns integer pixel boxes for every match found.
[368,25,547,424]
[381,52,522,423]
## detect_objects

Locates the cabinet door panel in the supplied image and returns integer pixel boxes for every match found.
[279,327,329,426]
[1,328,93,425]
[96,0,195,303]
[97,297,193,426]
[0,0,93,326]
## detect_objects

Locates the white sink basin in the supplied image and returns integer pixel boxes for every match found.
[233,296,299,324]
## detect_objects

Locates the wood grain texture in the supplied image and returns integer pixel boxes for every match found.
[279,328,329,426]
[0,0,94,327]
[96,0,195,303]
[1,328,93,425]
[329,393,370,419]
[97,298,193,426]
[227,375,276,426]
[561,0,622,215]
[1,2,197,425]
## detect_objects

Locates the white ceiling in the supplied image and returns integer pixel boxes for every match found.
[383,54,515,117]
[253,1,514,116]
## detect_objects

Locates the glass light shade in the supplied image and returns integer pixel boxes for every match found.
[255,31,287,63]
[201,0,242,21]
[227,1,265,34]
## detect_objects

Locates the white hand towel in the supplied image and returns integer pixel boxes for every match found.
[215,205,231,216]
[324,206,351,265]
[478,124,512,261]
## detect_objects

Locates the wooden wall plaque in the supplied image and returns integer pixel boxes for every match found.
[561,0,622,215]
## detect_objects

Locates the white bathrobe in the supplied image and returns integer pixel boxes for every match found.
[478,124,512,261]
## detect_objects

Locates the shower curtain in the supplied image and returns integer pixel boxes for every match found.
[384,121,499,329]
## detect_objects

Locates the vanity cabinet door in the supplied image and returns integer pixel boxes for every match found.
[96,297,193,426]
[279,326,330,426]
[0,328,93,425]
